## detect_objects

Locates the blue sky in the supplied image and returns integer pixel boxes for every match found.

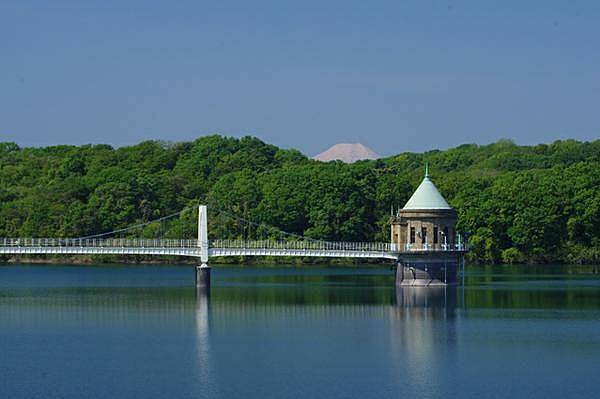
[1,1,599,156]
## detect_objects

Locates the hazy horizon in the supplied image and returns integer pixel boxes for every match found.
[4,133,593,159]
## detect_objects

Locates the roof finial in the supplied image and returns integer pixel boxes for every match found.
[425,163,429,178]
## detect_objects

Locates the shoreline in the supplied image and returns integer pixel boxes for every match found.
[1,255,598,267]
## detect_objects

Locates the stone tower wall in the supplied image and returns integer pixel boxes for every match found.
[391,209,457,250]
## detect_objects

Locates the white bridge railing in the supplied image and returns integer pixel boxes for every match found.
[0,238,199,248]
[0,238,466,253]
[209,239,396,252]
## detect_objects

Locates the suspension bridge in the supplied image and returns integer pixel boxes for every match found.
[0,205,467,287]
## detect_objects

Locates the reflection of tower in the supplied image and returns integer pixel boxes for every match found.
[388,287,459,391]
[394,286,457,317]
[194,288,213,385]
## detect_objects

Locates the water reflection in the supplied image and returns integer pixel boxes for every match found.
[2,265,600,398]
[389,287,459,391]
[0,286,199,325]
[193,288,215,393]
[395,286,458,317]
[195,288,211,350]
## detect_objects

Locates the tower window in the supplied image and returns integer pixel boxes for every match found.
[433,226,439,244]
[421,227,427,244]
[410,227,415,244]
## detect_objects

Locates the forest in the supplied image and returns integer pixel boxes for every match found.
[1,135,599,264]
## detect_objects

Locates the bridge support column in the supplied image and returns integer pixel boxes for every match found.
[396,262,446,286]
[196,205,210,289]
[196,264,211,288]
[395,255,459,286]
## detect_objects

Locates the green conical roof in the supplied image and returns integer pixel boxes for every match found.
[402,169,452,210]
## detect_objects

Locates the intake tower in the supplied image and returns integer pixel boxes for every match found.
[391,167,466,285]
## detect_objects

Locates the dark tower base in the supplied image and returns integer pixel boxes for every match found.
[395,255,461,286]
[195,264,211,288]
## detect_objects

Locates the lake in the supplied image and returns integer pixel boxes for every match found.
[1,263,599,398]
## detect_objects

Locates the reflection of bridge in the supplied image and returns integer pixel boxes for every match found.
[0,205,466,287]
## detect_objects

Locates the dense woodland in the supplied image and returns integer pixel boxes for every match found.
[1,136,599,264]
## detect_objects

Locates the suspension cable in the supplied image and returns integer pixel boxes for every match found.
[76,205,197,240]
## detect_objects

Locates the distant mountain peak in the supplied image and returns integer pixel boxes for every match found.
[313,143,380,163]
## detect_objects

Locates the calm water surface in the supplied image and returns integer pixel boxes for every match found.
[1,263,600,398]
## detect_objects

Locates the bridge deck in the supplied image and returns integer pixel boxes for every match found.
[0,238,465,260]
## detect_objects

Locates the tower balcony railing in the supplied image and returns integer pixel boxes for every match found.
[402,242,466,252]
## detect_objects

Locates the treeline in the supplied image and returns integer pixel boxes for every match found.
[1,136,599,264]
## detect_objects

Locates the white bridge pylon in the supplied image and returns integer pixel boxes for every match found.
[0,205,464,261]
[198,204,209,265]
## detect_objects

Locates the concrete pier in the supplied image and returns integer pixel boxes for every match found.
[395,255,462,286]
[195,264,211,288]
